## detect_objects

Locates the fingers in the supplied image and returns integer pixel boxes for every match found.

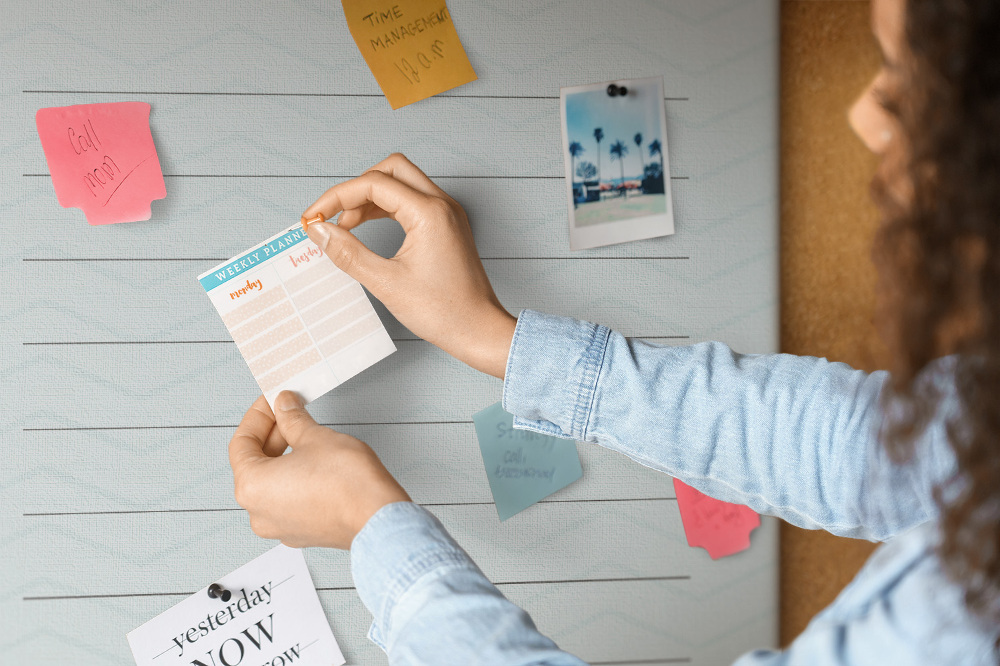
[229,396,274,473]
[273,391,324,449]
[262,422,289,458]
[304,222,395,293]
[365,153,444,197]
[302,170,431,233]
[337,203,390,231]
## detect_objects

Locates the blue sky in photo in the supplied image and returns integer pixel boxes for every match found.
[566,80,664,181]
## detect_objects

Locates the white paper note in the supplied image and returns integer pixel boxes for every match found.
[198,223,396,408]
[127,545,345,666]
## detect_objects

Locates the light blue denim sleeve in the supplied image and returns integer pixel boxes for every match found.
[351,501,588,664]
[503,310,955,541]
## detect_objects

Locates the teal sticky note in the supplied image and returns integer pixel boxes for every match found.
[473,402,584,520]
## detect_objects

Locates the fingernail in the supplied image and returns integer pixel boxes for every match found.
[301,212,324,233]
[305,221,335,250]
[276,391,304,411]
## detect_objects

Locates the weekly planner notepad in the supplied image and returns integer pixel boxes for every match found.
[198,224,395,407]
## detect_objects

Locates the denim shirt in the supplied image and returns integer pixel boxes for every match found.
[350,310,997,665]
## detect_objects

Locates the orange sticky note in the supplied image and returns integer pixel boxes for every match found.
[35,102,166,225]
[673,479,761,560]
[341,0,477,109]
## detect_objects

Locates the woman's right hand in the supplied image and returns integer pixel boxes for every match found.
[301,154,517,379]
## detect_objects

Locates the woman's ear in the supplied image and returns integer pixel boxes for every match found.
[849,72,895,155]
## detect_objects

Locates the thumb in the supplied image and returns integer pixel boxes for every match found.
[229,396,275,472]
[306,222,390,292]
[273,391,322,448]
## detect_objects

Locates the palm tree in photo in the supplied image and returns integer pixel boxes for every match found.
[633,132,644,177]
[576,161,598,182]
[593,127,604,191]
[609,140,628,197]
[568,141,584,208]
[569,141,584,182]
[576,161,598,202]
[649,139,664,175]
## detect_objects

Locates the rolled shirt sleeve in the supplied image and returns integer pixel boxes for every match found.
[503,310,956,541]
[351,501,588,665]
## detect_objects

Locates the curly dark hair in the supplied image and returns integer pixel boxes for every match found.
[873,0,1000,643]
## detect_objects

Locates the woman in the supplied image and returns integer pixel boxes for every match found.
[227,0,1000,662]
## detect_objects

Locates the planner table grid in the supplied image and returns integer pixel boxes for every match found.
[199,224,395,406]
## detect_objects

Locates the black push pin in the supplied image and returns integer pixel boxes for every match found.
[207,583,232,602]
[606,83,628,97]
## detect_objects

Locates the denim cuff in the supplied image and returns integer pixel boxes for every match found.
[350,502,475,650]
[502,309,610,441]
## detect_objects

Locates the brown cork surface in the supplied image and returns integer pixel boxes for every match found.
[779,0,887,646]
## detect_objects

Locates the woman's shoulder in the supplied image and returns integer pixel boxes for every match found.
[787,523,998,665]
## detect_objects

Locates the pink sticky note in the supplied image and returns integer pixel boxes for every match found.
[35,102,166,225]
[673,478,761,559]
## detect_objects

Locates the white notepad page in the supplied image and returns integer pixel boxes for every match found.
[198,224,396,407]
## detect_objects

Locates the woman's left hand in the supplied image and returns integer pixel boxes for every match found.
[228,392,411,549]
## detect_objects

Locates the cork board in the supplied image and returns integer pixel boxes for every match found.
[779,0,885,646]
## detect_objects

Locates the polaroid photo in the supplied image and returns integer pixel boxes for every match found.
[560,76,675,250]
[198,224,395,409]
